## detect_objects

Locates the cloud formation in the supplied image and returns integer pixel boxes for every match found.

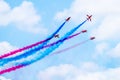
[54,0,120,58]
[38,63,120,80]
[91,15,120,41]
[0,0,47,34]
[55,0,120,40]
[108,43,120,58]
[0,41,16,55]
[0,76,11,80]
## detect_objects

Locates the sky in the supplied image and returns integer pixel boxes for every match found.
[0,0,120,80]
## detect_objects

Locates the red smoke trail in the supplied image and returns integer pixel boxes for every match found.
[43,31,83,48]
[51,39,89,55]
[0,40,87,75]
[0,21,68,59]
[0,65,24,75]
[0,31,86,75]
[0,31,85,67]
[0,39,90,75]
[0,38,93,75]
[50,36,95,56]
[0,39,48,59]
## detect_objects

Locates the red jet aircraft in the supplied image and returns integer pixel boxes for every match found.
[82,30,87,33]
[54,34,59,38]
[90,37,95,40]
[54,17,71,38]
[86,15,92,21]
[66,17,71,21]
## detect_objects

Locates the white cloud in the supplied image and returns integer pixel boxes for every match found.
[54,0,120,40]
[0,0,47,34]
[93,42,120,58]
[91,15,120,41]
[0,41,16,55]
[74,67,120,80]
[95,42,109,54]
[38,63,120,80]
[0,76,11,80]
[38,64,78,80]
[80,62,100,72]
[54,0,120,59]
[108,43,120,58]
[0,0,11,26]
[55,0,120,18]
[0,0,10,13]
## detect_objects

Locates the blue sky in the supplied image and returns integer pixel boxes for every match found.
[0,0,120,80]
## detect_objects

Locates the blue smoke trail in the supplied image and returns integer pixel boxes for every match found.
[17,20,87,66]
[0,31,85,75]
[0,21,67,66]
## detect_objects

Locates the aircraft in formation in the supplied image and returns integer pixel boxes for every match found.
[81,30,87,33]
[90,37,95,40]
[86,15,92,21]
[66,17,71,21]
[54,15,93,38]
[54,34,59,38]
[54,17,71,38]
[54,30,87,38]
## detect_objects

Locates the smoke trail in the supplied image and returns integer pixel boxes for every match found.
[0,20,86,66]
[0,30,86,75]
[0,21,67,59]
[0,65,24,75]
[0,30,83,66]
[0,20,87,74]
[51,39,89,55]
[19,20,87,66]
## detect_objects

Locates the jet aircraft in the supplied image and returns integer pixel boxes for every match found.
[54,34,59,38]
[86,15,92,21]
[90,37,95,40]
